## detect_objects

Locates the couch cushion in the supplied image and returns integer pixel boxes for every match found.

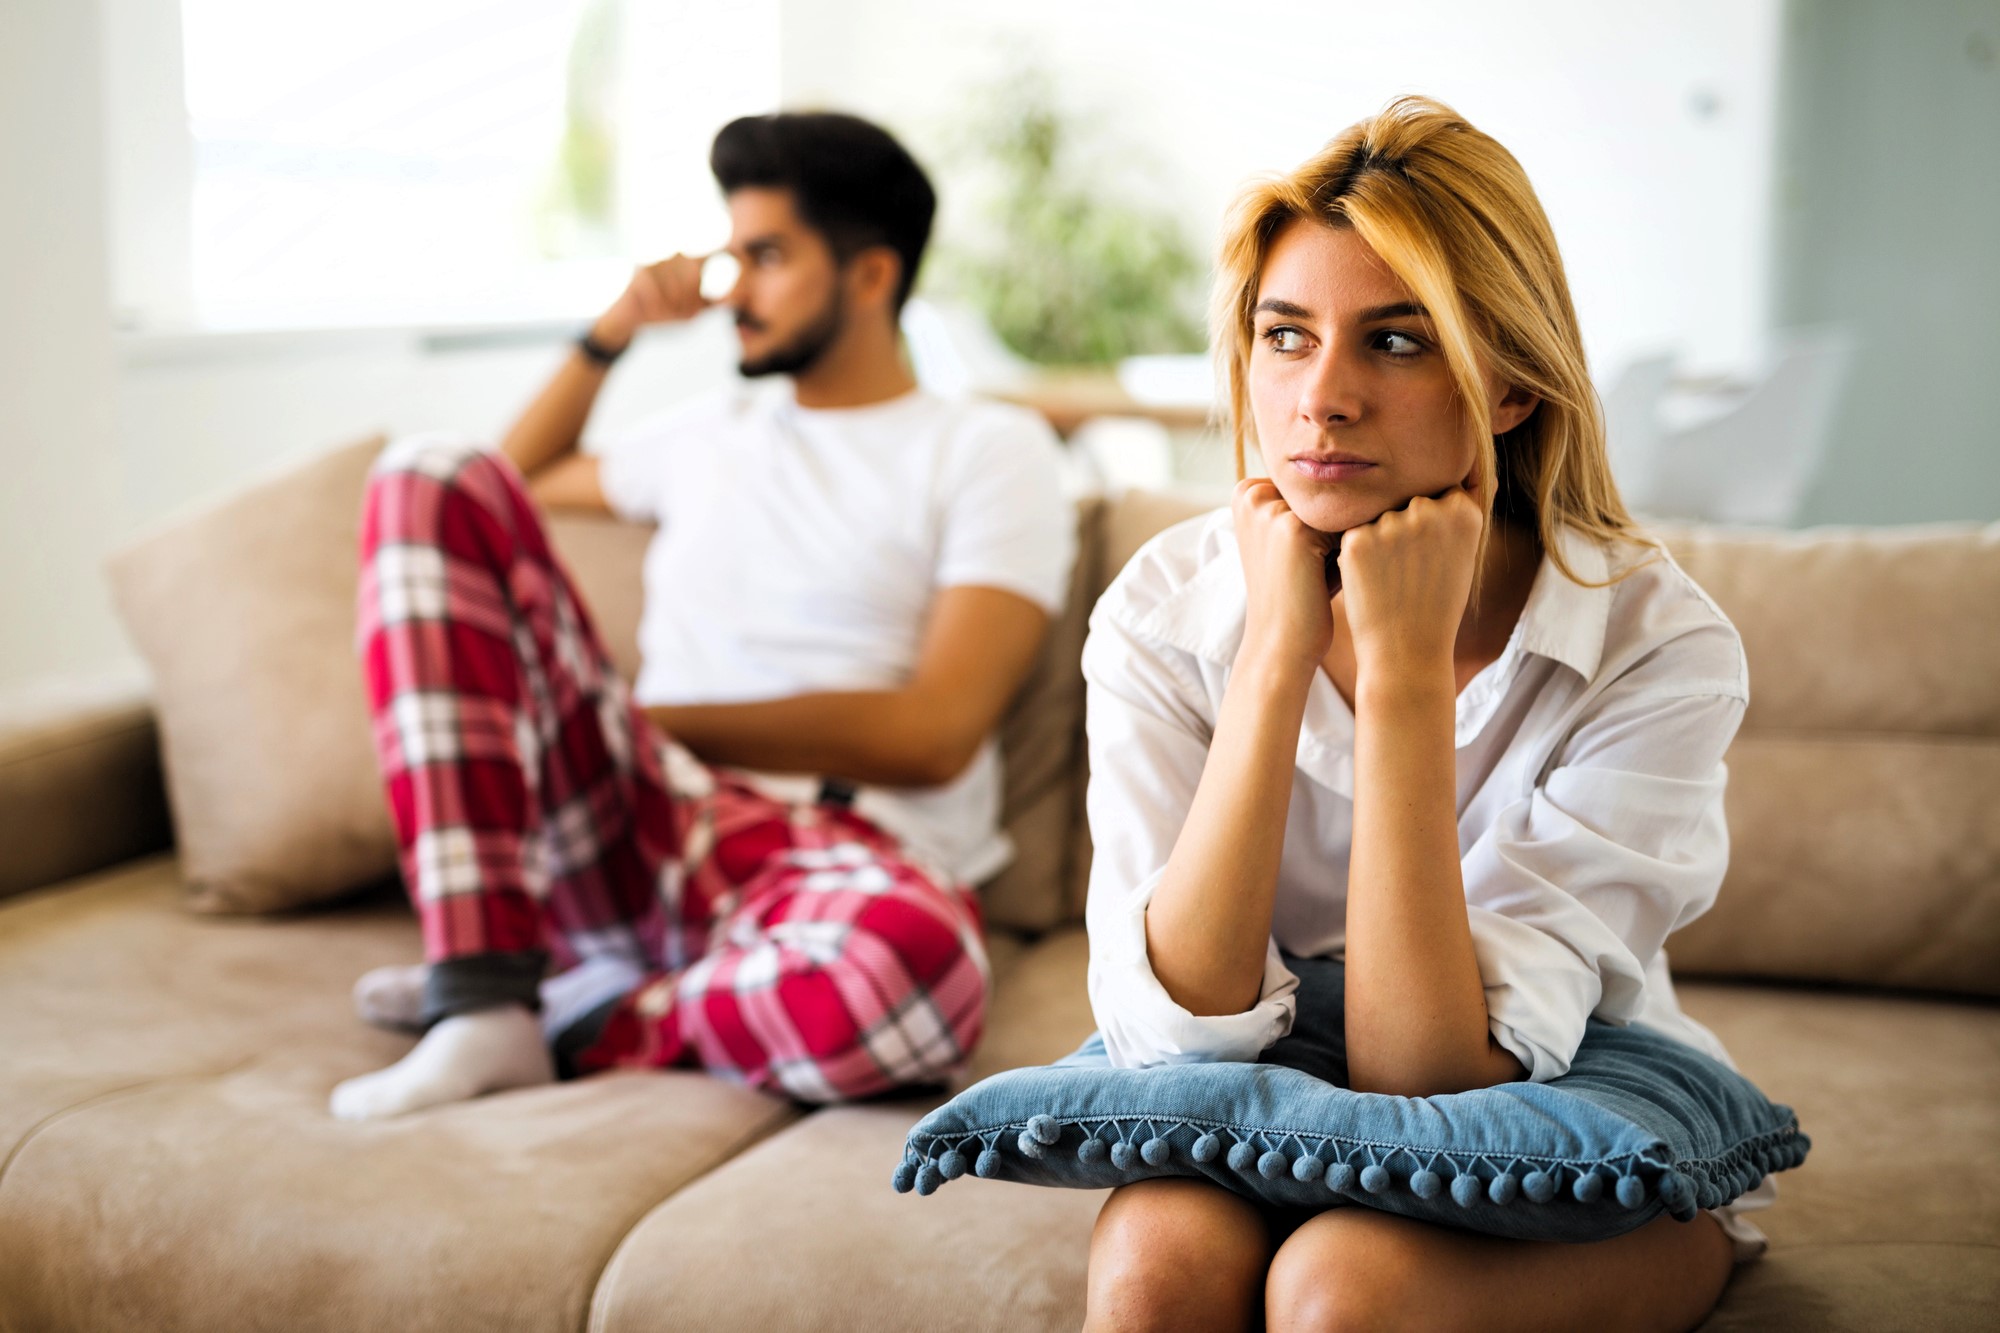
[1669,733,2000,995]
[0,673,170,902]
[104,437,394,913]
[1656,521,2000,737]
[1651,522,2000,996]
[0,857,804,1332]
[586,929,1105,1332]
[1676,979,2000,1329]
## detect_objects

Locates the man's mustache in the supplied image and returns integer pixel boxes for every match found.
[735,313,765,334]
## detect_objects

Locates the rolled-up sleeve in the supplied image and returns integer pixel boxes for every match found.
[1461,681,1747,1083]
[1080,611,1299,1068]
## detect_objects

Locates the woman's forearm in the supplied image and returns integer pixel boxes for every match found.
[1142,650,1313,1018]
[1343,669,1525,1095]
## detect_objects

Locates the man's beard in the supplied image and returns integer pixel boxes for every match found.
[737,289,844,379]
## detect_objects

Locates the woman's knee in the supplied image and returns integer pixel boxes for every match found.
[1085,1180,1269,1332]
[1264,1211,1428,1333]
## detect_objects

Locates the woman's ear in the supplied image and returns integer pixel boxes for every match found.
[1492,383,1540,436]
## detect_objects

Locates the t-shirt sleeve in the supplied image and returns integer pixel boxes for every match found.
[592,391,722,524]
[1459,630,1749,1083]
[933,404,1075,615]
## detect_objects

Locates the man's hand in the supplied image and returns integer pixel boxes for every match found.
[590,253,714,354]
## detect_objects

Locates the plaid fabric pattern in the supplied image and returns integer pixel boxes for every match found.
[357,435,989,1102]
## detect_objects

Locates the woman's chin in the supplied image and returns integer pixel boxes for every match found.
[1281,491,1386,535]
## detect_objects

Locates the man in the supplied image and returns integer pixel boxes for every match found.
[330,112,1073,1120]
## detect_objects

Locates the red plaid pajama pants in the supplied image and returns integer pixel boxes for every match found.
[356,434,990,1103]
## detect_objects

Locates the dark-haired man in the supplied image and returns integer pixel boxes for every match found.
[331,113,1072,1119]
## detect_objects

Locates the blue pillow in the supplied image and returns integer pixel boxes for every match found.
[894,953,1808,1242]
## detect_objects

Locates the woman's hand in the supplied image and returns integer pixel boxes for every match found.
[1336,480,1485,680]
[1232,477,1338,674]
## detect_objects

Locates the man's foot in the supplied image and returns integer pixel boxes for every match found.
[329,1005,554,1120]
[351,963,428,1030]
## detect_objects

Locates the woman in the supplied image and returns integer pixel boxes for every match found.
[1079,97,1773,1331]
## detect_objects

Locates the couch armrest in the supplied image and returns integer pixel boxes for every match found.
[0,673,173,901]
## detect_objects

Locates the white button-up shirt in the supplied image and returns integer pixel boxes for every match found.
[1082,506,1752,1084]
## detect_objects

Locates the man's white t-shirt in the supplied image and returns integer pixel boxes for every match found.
[594,380,1075,886]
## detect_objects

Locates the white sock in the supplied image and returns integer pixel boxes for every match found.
[329,1005,553,1121]
[351,963,428,1030]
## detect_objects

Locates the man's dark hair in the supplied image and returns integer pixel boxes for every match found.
[710,112,936,310]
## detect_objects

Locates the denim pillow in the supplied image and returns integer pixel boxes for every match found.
[894,954,1808,1242]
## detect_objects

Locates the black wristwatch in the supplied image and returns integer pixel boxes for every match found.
[576,329,626,367]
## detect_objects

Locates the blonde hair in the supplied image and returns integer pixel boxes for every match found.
[1212,95,1656,588]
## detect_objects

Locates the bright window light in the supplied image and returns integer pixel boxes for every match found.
[175,0,777,330]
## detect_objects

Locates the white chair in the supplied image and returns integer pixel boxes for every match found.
[1600,351,1678,504]
[1603,327,1854,527]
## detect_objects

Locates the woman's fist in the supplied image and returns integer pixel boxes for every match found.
[1335,485,1484,673]
[1232,477,1339,673]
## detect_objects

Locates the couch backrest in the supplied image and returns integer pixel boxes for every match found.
[1069,493,2000,998]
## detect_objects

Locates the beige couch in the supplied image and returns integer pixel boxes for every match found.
[1,456,1996,1331]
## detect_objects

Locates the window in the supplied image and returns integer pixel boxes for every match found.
[118,0,778,333]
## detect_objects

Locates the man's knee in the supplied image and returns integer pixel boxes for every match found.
[751,922,987,1103]
[372,431,498,489]
[362,432,534,565]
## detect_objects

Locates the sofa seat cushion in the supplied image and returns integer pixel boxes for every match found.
[0,858,805,1332]
[583,933,2000,1330]
[587,928,1105,1332]
[1674,980,2000,1252]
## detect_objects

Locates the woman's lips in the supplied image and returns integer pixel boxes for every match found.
[1290,456,1377,482]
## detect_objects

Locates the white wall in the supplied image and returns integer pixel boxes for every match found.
[0,0,129,692]
[783,0,1786,382]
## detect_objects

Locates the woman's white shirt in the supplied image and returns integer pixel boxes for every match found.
[1081,506,1753,1084]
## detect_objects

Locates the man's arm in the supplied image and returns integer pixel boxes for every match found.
[646,585,1051,787]
[499,253,710,511]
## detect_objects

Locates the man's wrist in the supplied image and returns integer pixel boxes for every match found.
[583,311,636,358]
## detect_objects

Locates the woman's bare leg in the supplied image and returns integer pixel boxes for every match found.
[1263,1206,1736,1333]
[1085,1178,1278,1333]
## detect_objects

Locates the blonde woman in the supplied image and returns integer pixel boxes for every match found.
[1080,97,1772,1330]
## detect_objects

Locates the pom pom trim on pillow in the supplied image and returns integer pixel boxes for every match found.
[893,1104,1806,1222]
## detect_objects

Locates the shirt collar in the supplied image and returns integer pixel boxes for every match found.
[1130,517,1614,686]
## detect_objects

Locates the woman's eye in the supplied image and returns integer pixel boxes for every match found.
[1376,330,1424,356]
[1262,326,1307,353]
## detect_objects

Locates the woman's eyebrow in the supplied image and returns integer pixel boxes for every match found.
[1252,298,1431,322]
[1253,298,1313,319]
[1357,301,1429,322]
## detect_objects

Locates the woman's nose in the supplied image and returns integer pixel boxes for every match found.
[1299,345,1362,427]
